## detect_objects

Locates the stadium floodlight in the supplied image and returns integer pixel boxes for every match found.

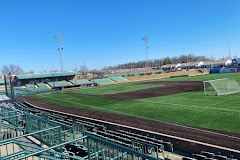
[54,35,64,72]
[142,36,149,68]
[204,78,240,96]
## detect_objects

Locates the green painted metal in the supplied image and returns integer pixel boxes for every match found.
[0,126,61,144]
[87,134,163,160]
[14,135,87,160]
[16,71,78,80]
[0,104,165,160]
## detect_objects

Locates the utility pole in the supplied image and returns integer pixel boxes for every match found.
[54,35,64,72]
[142,36,149,68]
[228,46,231,59]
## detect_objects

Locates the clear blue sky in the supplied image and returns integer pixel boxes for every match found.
[0,0,240,72]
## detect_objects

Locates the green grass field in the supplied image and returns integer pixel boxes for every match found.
[33,72,240,134]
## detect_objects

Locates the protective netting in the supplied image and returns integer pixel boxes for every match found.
[204,78,240,96]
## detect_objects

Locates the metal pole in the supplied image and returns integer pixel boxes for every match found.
[55,35,64,72]
[4,75,8,96]
[142,36,149,68]
[9,73,14,102]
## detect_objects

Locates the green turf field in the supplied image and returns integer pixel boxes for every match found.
[33,72,240,133]
[71,82,164,95]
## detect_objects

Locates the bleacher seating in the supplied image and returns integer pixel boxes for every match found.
[25,84,35,90]
[48,81,72,87]
[193,151,230,160]
[93,78,114,84]
[10,101,240,160]
[70,79,93,85]
[36,83,51,91]
[109,76,128,82]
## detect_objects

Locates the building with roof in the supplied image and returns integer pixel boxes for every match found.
[14,71,79,86]
[200,59,232,68]
[161,59,232,70]
[161,63,181,69]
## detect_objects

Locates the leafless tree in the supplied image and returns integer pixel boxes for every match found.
[1,64,24,76]
[50,69,58,73]
[102,54,211,70]
[26,70,34,74]
[80,65,88,74]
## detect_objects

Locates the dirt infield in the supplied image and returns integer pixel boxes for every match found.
[23,96,240,151]
[100,81,204,100]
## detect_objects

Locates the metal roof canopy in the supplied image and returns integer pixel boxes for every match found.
[0,94,10,101]
[16,71,79,80]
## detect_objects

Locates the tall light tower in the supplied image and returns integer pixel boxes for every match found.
[142,36,149,68]
[54,35,64,72]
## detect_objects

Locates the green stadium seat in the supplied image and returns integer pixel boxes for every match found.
[193,154,206,160]
[214,155,228,160]
[48,81,71,87]
[201,151,215,158]
[70,79,93,85]
[182,157,197,160]
[109,76,128,82]
[93,78,114,84]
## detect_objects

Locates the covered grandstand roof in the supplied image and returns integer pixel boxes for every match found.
[16,72,79,80]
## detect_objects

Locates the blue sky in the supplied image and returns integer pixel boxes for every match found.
[0,0,240,72]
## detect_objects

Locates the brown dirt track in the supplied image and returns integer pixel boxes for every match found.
[23,94,240,151]
[100,81,204,100]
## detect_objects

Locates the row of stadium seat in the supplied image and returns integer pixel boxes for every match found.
[113,129,173,152]
[93,76,129,84]
[70,79,93,85]
[48,81,72,87]
[182,151,236,160]
[103,70,164,78]
[108,76,128,82]
[12,101,238,160]
[93,78,114,84]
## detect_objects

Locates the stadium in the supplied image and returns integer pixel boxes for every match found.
[0,65,240,160]
[1,1,240,160]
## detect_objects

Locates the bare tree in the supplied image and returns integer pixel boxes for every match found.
[26,70,34,74]
[1,64,23,101]
[1,64,24,76]
[80,65,88,74]
[50,69,58,73]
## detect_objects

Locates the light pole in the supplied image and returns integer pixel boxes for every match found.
[142,36,149,68]
[54,35,64,72]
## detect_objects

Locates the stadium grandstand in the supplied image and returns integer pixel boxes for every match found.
[0,98,239,160]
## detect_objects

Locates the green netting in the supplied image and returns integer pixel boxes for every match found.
[204,78,240,96]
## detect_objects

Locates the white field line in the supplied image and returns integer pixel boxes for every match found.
[210,96,238,107]
[134,99,240,113]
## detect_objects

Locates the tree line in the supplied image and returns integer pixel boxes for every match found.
[101,54,211,70]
